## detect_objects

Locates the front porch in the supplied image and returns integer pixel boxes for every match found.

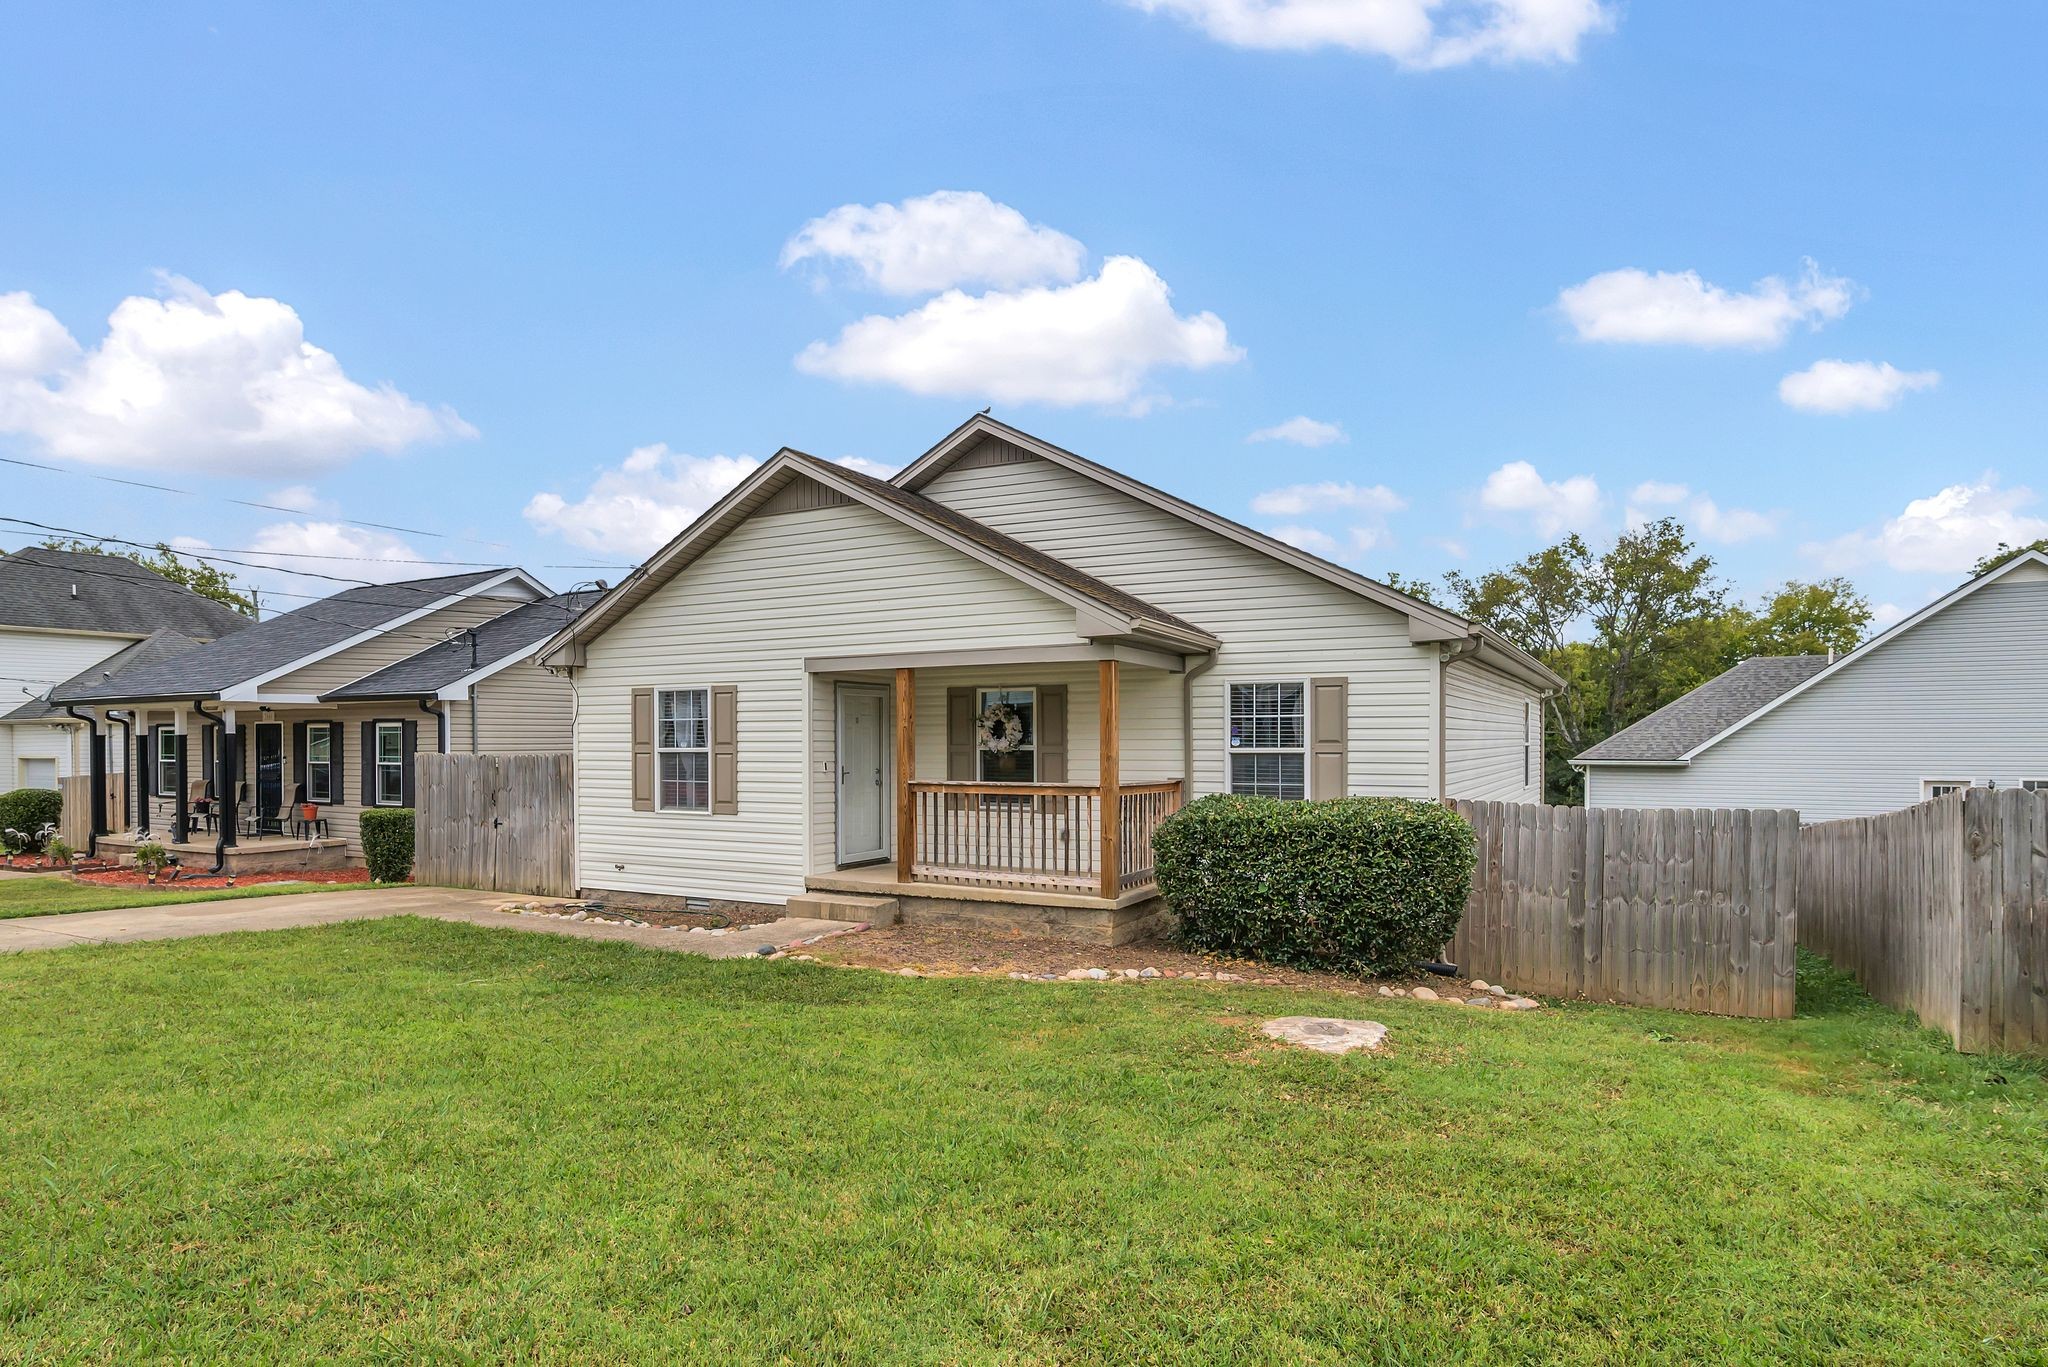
[99,833,353,875]
[807,651,1191,940]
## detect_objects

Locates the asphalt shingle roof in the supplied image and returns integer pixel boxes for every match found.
[52,570,517,704]
[321,591,599,699]
[3,629,207,721]
[1574,655,1833,764]
[796,453,1212,639]
[0,547,251,641]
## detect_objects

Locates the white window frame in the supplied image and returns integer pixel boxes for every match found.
[974,685,1038,785]
[1923,778,1974,800]
[373,721,406,807]
[2022,780,2048,792]
[656,686,712,813]
[1224,678,1310,801]
[306,722,333,805]
[155,727,179,799]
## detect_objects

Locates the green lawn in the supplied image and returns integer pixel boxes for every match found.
[0,922,2041,1364]
[0,876,374,920]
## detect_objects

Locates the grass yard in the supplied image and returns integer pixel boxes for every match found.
[0,921,2042,1364]
[0,877,380,921]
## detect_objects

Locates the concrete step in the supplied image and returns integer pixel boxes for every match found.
[785,892,900,926]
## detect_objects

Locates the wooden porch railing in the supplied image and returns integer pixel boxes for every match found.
[908,780,1183,895]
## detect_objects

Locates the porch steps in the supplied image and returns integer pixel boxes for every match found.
[784,892,900,926]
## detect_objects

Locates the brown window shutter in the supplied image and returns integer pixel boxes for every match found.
[946,687,975,780]
[1309,677,1349,799]
[630,687,655,811]
[1036,684,1068,782]
[710,685,738,815]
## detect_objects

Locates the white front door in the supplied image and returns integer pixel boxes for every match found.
[836,684,890,866]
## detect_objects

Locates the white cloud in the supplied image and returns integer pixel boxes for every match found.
[1250,480,1405,517]
[524,444,760,556]
[1870,602,1906,632]
[0,276,474,477]
[1268,524,1340,555]
[1624,481,1779,544]
[1778,359,1940,414]
[1477,460,1602,536]
[794,254,1241,410]
[264,484,331,514]
[1556,260,1855,348]
[833,455,901,479]
[780,190,1086,296]
[1125,0,1612,68]
[170,522,445,607]
[1809,476,2048,575]
[1247,415,1346,447]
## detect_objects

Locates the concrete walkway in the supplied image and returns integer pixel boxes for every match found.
[0,885,859,958]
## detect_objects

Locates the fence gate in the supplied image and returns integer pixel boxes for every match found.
[414,752,574,897]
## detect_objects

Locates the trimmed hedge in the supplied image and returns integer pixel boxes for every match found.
[359,807,415,883]
[0,788,65,852]
[1152,794,1476,975]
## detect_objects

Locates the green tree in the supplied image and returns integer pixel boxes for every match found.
[38,537,257,618]
[1727,577,1871,660]
[1972,537,2048,578]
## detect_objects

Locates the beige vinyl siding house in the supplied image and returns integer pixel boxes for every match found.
[1577,552,2048,821]
[541,416,1563,937]
[1443,658,1544,803]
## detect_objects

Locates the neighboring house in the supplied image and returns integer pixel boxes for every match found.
[537,414,1562,938]
[0,548,249,792]
[1575,549,2048,821]
[55,568,590,866]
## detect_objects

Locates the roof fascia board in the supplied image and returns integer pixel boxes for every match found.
[897,417,1480,640]
[0,625,151,642]
[1677,549,2048,761]
[805,641,1189,675]
[232,568,533,697]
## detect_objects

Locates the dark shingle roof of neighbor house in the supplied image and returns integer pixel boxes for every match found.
[3,629,208,722]
[52,569,516,703]
[1574,655,1833,764]
[793,453,1212,639]
[321,591,600,699]
[0,547,252,641]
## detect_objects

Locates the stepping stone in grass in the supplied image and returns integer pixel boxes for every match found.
[1259,1017,1389,1054]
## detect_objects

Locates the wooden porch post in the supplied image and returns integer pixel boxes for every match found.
[894,668,915,881]
[1099,658,1120,900]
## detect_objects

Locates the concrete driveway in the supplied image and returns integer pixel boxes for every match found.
[0,886,856,959]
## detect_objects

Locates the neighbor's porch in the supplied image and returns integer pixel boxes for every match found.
[806,648,1192,907]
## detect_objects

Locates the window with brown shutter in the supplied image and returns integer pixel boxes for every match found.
[630,687,654,811]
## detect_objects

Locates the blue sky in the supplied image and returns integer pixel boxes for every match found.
[2,2,2042,626]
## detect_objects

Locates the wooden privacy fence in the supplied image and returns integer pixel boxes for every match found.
[414,752,575,897]
[57,773,127,851]
[1448,800,1801,1019]
[1801,789,2047,1054]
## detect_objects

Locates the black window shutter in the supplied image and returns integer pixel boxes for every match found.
[292,722,308,804]
[400,720,418,807]
[361,721,376,805]
[202,724,216,785]
[331,722,345,805]
[140,726,157,799]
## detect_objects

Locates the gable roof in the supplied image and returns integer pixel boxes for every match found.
[322,591,600,700]
[0,547,251,641]
[1573,656,1831,764]
[540,450,1221,667]
[52,568,543,704]
[3,629,207,722]
[892,415,1564,692]
[1574,548,2048,767]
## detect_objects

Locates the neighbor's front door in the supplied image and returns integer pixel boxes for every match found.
[836,684,889,866]
[255,723,284,821]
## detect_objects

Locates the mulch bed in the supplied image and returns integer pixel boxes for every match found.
[809,922,1435,994]
[569,900,786,933]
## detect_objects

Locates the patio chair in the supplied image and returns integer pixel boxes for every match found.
[240,784,289,838]
[187,778,218,834]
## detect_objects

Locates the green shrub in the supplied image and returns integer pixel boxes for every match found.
[0,788,64,853]
[1152,794,1476,975]
[359,808,415,883]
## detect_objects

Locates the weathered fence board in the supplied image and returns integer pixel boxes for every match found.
[1448,800,1801,1019]
[1803,789,2048,1054]
[414,752,574,897]
[55,774,127,852]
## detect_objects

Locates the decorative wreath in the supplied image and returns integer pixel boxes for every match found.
[975,701,1027,754]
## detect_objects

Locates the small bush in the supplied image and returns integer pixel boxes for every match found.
[1152,794,1476,975]
[360,808,415,883]
[0,789,64,852]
